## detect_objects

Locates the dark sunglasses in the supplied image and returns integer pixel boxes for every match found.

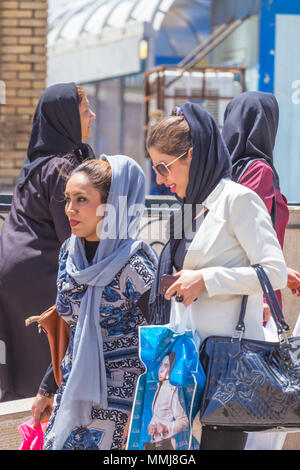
[152,151,188,178]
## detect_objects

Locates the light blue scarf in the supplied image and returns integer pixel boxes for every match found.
[51,154,158,449]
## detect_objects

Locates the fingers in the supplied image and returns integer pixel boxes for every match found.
[40,405,53,423]
[165,286,194,307]
[165,282,179,300]
[32,405,42,428]
[287,268,300,292]
[31,395,52,427]
[291,287,300,296]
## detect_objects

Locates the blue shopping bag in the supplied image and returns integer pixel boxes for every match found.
[127,311,206,450]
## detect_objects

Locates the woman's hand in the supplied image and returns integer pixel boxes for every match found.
[31,394,54,427]
[148,423,157,436]
[156,422,168,438]
[287,267,300,296]
[165,269,206,307]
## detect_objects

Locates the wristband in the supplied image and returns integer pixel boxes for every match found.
[38,388,54,398]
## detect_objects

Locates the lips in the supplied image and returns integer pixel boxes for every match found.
[69,219,80,227]
[166,184,176,193]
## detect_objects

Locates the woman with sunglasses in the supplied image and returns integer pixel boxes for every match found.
[147,103,287,450]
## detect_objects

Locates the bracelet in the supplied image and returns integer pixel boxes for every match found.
[38,388,54,398]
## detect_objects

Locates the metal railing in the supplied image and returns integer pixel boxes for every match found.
[0,194,179,251]
[1,194,300,229]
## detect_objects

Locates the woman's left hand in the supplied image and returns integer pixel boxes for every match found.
[165,269,206,307]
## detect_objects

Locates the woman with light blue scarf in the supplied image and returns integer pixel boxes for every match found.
[41,155,157,450]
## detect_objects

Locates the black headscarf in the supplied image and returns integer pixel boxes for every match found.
[17,82,95,189]
[222,91,280,189]
[149,102,232,325]
[181,102,232,205]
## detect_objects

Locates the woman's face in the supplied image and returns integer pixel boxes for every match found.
[149,146,192,198]
[65,172,103,241]
[158,355,171,381]
[79,95,96,141]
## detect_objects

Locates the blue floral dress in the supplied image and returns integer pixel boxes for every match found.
[43,240,156,450]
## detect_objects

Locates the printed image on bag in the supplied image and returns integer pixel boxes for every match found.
[127,324,206,450]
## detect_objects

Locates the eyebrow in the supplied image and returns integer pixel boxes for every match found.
[64,191,87,197]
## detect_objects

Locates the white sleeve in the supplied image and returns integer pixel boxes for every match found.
[201,190,287,297]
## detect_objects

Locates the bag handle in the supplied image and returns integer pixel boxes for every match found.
[232,264,289,343]
[169,304,197,336]
[254,265,290,339]
[254,265,289,330]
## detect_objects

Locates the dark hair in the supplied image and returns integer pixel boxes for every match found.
[76,85,86,104]
[163,351,176,375]
[67,159,112,203]
[146,114,192,158]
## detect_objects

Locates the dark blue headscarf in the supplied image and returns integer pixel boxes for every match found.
[181,102,232,205]
[222,91,280,189]
[17,82,94,189]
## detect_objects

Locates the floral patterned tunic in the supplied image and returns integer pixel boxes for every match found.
[43,240,156,450]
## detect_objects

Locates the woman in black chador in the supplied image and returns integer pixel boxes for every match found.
[0,83,96,401]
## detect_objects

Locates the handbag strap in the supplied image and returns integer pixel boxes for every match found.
[254,265,289,330]
[232,295,248,340]
[232,264,290,342]
[253,265,290,336]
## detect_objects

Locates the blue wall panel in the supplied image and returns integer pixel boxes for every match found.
[259,0,300,92]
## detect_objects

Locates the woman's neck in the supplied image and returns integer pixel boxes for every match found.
[84,239,99,264]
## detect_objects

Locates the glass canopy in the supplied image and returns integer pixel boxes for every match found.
[48,0,211,71]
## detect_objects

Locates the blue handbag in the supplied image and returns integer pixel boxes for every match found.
[127,310,206,450]
[199,264,300,432]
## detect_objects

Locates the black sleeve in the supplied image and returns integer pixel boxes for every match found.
[137,289,151,323]
[47,163,72,244]
[39,362,58,395]
[42,156,79,244]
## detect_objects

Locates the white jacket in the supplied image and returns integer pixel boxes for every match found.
[171,178,287,343]
[149,380,189,443]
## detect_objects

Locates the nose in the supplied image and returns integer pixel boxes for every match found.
[90,109,96,120]
[66,200,77,215]
[156,172,166,186]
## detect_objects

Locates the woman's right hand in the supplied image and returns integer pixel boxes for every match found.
[31,394,54,427]
[148,424,157,436]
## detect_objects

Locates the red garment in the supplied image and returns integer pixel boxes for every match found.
[238,160,289,310]
[239,161,289,249]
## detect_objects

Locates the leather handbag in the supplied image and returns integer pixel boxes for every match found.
[25,305,70,388]
[199,264,300,432]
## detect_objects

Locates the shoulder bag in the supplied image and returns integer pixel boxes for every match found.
[199,264,300,432]
[25,305,70,388]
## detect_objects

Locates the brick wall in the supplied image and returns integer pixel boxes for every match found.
[0,0,48,190]
[0,398,33,450]
[0,411,32,450]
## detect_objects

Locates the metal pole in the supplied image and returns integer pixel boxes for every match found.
[165,13,251,90]
[177,18,234,68]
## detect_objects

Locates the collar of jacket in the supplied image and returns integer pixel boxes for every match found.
[202,178,229,210]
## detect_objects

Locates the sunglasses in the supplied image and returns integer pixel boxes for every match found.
[152,151,188,178]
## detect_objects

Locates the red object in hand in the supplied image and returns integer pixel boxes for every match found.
[18,418,48,450]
